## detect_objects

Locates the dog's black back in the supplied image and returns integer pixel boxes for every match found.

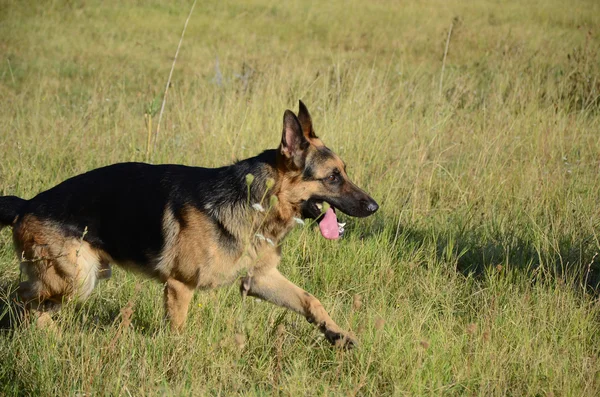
[18,150,277,266]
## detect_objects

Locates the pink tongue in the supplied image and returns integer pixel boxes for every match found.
[318,207,339,240]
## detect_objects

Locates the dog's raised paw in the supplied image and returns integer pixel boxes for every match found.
[323,328,357,349]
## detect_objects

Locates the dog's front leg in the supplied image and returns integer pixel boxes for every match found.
[241,268,355,347]
[164,278,195,331]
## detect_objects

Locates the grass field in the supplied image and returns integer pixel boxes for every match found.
[1,0,600,395]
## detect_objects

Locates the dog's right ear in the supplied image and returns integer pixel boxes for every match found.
[280,110,309,169]
[298,100,318,139]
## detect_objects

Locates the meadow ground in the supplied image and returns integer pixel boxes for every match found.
[1,0,600,395]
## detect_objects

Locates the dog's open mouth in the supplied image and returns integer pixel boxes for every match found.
[315,202,345,240]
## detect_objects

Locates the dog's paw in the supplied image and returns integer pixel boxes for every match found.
[323,328,357,349]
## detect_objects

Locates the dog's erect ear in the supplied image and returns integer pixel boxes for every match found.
[281,110,309,169]
[298,100,317,139]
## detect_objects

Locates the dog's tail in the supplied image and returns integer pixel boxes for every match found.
[0,196,26,228]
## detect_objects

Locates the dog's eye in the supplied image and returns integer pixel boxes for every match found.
[326,174,338,183]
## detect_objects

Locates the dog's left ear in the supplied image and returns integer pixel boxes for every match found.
[298,100,318,139]
[280,110,309,169]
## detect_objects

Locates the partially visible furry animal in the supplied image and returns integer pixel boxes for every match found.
[0,101,378,346]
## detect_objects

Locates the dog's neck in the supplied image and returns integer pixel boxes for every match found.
[205,149,302,250]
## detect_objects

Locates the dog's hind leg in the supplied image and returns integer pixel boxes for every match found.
[14,218,102,327]
[19,242,100,303]
[242,268,356,347]
[163,278,195,331]
[17,253,73,329]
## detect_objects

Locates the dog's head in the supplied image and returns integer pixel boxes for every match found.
[278,101,378,240]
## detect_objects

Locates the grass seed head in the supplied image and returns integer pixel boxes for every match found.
[276,323,285,337]
[352,294,363,311]
[234,333,246,349]
[269,195,278,207]
[374,316,385,331]
[265,177,275,190]
[245,173,254,186]
[466,323,477,335]
[483,329,491,342]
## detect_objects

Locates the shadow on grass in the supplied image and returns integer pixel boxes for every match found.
[0,280,26,331]
[0,279,160,335]
[391,222,600,292]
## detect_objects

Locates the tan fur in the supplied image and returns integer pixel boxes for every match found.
[155,205,181,277]
[158,206,246,289]
[243,268,351,345]
[14,215,105,307]
[149,176,349,330]
[163,278,195,331]
[174,207,242,288]
[153,204,295,329]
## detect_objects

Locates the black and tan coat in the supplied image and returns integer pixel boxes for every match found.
[0,101,378,346]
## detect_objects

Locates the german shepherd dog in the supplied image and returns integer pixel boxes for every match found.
[0,101,378,346]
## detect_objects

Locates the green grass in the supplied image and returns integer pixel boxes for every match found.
[1,0,600,395]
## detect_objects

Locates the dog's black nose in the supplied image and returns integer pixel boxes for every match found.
[362,199,379,214]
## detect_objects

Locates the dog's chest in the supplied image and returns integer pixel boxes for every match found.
[178,241,280,290]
